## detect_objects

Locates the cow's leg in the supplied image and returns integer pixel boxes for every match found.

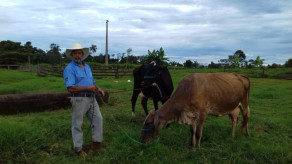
[195,112,206,148]
[228,107,240,137]
[190,124,197,147]
[141,97,148,116]
[131,89,140,117]
[240,105,250,136]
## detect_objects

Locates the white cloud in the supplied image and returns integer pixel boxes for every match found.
[0,0,291,64]
[0,1,17,7]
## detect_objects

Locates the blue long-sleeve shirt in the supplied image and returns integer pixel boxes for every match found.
[63,61,95,91]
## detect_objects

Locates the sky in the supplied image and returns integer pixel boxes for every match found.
[0,0,291,65]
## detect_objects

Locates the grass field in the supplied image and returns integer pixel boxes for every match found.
[0,69,291,163]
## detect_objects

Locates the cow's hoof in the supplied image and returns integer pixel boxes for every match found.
[132,112,135,117]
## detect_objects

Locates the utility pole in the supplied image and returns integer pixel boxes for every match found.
[105,20,109,66]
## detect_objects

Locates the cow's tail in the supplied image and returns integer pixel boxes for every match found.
[240,105,250,136]
[239,75,250,136]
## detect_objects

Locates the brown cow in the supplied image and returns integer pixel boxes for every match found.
[140,73,250,147]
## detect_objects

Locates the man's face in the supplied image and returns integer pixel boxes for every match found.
[71,50,84,63]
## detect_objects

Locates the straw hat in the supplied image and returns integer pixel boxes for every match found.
[65,43,90,60]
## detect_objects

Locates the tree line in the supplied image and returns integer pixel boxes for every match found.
[0,40,165,66]
[179,50,292,68]
[0,40,291,68]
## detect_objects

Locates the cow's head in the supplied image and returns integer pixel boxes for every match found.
[140,63,159,87]
[140,110,161,143]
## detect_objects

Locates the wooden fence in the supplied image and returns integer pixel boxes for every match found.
[0,65,37,72]
[37,66,63,77]
[0,65,21,70]
[37,65,133,79]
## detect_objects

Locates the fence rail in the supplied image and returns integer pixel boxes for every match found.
[37,65,133,79]
[0,65,20,70]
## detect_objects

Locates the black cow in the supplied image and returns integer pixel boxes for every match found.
[131,63,174,116]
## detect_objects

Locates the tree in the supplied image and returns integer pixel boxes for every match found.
[86,55,93,62]
[109,54,119,63]
[136,55,145,64]
[228,55,235,66]
[93,54,105,63]
[0,40,22,51]
[126,48,132,55]
[142,47,169,65]
[169,61,183,67]
[23,41,35,65]
[23,42,47,64]
[246,59,255,68]
[183,60,193,68]
[208,61,220,68]
[193,61,199,68]
[234,55,240,67]
[234,50,246,61]
[24,41,32,48]
[126,55,139,64]
[119,53,127,63]
[89,44,97,55]
[285,59,292,67]
[219,55,235,67]
[0,40,26,64]
[231,50,246,67]
[126,48,132,65]
[235,50,247,67]
[86,44,97,63]
[47,43,61,65]
[255,56,264,67]
[268,63,281,68]
[221,50,247,67]
[218,58,230,67]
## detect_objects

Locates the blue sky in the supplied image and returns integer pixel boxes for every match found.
[0,0,291,64]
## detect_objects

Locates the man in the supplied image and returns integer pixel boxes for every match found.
[63,43,105,156]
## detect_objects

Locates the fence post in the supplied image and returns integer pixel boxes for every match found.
[59,66,63,77]
[37,64,41,76]
[262,67,265,78]
[115,66,119,79]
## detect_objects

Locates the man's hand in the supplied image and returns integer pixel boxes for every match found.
[93,83,105,97]
[98,88,105,97]
[87,85,96,93]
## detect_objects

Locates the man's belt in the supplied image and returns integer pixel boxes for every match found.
[71,93,95,97]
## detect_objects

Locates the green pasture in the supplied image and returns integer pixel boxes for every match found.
[0,69,291,163]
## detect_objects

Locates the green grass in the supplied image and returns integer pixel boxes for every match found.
[0,69,291,163]
[0,69,66,94]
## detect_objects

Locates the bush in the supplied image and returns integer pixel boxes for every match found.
[285,59,292,67]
